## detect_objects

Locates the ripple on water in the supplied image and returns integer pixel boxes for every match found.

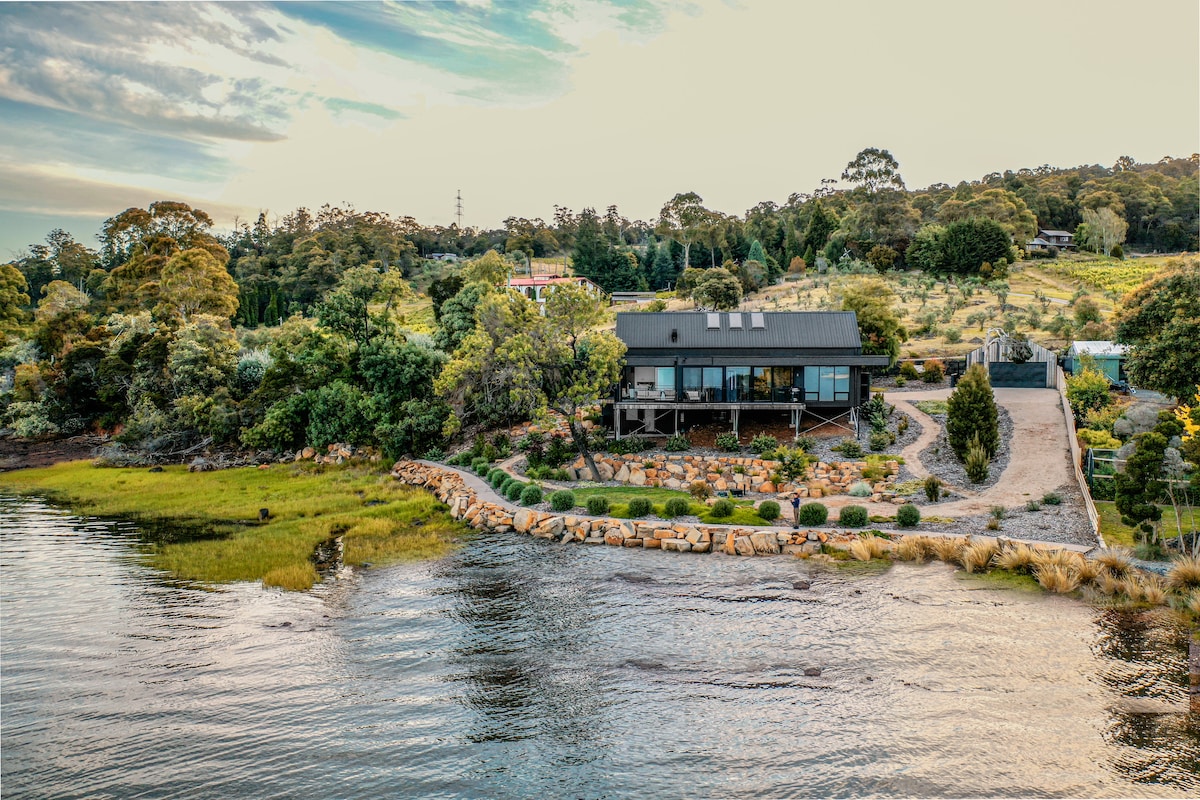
[1,500,1197,799]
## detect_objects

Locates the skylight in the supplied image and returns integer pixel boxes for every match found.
[728,313,742,329]
[750,312,765,329]
[706,312,720,330]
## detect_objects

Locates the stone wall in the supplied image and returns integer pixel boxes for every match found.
[392,460,858,557]
[565,453,900,502]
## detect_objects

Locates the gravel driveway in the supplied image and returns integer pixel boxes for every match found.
[886,387,1074,515]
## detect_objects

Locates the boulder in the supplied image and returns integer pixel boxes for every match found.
[734,536,756,556]
[749,532,781,555]
[662,538,692,553]
[513,508,537,534]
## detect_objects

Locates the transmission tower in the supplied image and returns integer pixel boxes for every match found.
[455,189,463,228]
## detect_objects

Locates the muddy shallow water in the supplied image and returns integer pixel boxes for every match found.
[1,495,1196,798]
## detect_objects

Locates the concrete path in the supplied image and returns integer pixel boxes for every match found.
[883,387,1074,517]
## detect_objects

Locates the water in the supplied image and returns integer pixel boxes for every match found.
[2,495,1197,799]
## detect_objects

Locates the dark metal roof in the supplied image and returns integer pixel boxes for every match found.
[616,311,863,351]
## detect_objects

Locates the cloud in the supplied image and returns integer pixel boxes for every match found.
[0,162,255,223]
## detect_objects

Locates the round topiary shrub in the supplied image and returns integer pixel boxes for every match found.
[549,490,576,512]
[520,484,543,506]
[627,497,653,517]
[586,495,611,515]
[756,500,780,521]
[797,502,828,526]
[505,481,526,502]
[663,497,691,518]
[488,468,506,488]
[848,481,872,498]
[710,499,734,518]
[896,503,920,528]
[472,458,490,476]
[839,504,869,528]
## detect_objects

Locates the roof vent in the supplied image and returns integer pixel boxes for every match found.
[728,313,742,329]
[670,328,678,342]
[706,313,720,330]
[750,312,765,329]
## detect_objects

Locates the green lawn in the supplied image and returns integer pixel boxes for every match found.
[1,460,466,590]
[1095,500,1197,549]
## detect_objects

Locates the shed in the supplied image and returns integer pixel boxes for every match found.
[1065,341,1129,383]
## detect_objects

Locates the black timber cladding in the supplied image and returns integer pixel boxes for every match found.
[616,311,868,352]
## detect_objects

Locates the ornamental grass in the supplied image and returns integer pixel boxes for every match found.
[959,540,999,573]
[994,543,1038,574]
[1166,554,1200,593]
[1094,548,1133,578]
[848,533,891,561]
[894,535,935,562]
[1034,563,1081,593]
[932,536,965,564]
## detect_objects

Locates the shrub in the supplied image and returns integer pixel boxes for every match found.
[868,431,892,452]
[1025,500,1041,512]
[964,435,990,483]
[921,359,945,383]
[793,435,816,453]
[985,517,1001,531]
[608,435,649,455]
[1167,555,1200,593]
[990,505,1006,520]
[942,327,962,344]
[749,434,778,454]
[757,501,781,521]
[715,432,740,451]
[520,484,543,506]
[710,499,734,518]
[472,458,491,476]
[839,505,869,527]
[895,376,907,387]
[487,468,506,487]
[848,481,872,498]
[899,362,920,380]
[923,475,942,502]
[1077,428,1121,449]
[505,481,526,502]
[586,496,611,515]
[663,497,691,518]
[664,435,691,452]
[947,363,998,460]
[549,490,576,512]
[797,502,828,526]
[833,438,864,458]
[689,481,712,501]
[1042,492,1062,506]
[896,503,921,528]
[627,497,653,517]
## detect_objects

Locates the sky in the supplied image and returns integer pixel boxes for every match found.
[1,0,1197,257]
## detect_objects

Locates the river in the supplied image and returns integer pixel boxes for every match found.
[1,495,1197,798]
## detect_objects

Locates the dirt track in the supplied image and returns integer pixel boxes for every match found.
[885,387,1073,516]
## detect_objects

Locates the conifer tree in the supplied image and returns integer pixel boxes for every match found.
[946,363,999,460]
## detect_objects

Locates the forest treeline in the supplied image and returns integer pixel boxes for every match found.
[0,150,1197,459]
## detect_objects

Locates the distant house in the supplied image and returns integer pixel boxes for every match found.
[428,252,459,262]
[1026,229,1075,253]
[612,311,887,438]
[507,275,604,304]
[1065,340,1129,384]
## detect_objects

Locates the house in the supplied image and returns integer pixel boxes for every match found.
[428,252,459,262]
[1026,229,1076,252]
[1065,340,1129,384]
[508,275,604,304]
[612,311,888,438]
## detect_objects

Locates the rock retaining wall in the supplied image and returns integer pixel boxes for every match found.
[565,453,901,502]
[392,460,860,557]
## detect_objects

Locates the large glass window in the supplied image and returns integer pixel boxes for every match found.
[682,367,702,399]
[726,367,750,402]
[804,366,850,402]
[655,367,676,394]
[771,367,795,402]
[752,367,772,401]
[704,367,724,402]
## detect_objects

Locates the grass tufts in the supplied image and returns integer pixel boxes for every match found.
[932,536,965,564]
[894,535,935,562]
[1166,554,1200,594]
[959,540,998,573]
[1094,548,1133,578]
[1034,563,1081,593]
[848,533,891,561]
[994,543,1037,573]
[263,563,320,591]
